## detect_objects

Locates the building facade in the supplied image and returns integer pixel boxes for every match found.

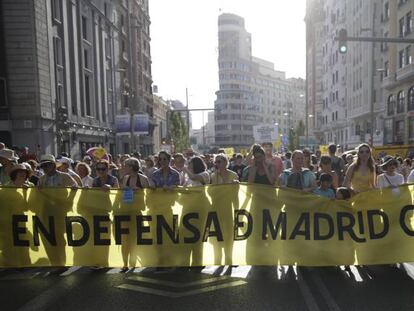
[152,95,169,154]
[382,0,414,145]
[0,0,153,159]
[215,13,306,150]
[305,0,414,149]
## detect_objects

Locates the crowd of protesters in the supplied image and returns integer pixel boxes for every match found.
[0,141,413,200]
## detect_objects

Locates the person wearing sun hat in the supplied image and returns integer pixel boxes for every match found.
[376,155,404,189]
[37,154,77,187]
[57,156,82,187]
[0,148,19,185]
[6,163,34,187]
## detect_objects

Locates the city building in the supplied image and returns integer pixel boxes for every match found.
[306,0,391,149]
[382,0,414,145]
[0,0,153,159]
[215,13,306,151]
[152,94,169,154]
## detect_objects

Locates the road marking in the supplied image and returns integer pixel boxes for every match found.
[117,280,247,298]
[308,268,342,311]
[60,266,82,276]
[127,275,232,288]
[230,266,251,279]
[296,268,321,311]
[0,269,40,281]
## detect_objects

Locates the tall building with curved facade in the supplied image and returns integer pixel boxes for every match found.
[215,13,306,150]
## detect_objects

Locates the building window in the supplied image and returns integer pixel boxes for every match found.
[395,120,405,143]
[387,94,395,115]
[408,87,414,111]
[399,49,405,68]
[0,78,7,107]
[81,16,91,42]
[407,12,412,35]
[355,124,361,136]
[51,0,62,23]
[384,119,393,143]
[384,61,389,77]
[54,37,65,108]
[84,73,92,116]
[397,91,405,113]
[406,46,412,65]
[410,118,414,139]
[400,17,406,37]
[384,2,389,21]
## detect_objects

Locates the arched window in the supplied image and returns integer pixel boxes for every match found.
[387,94,395,115]
[408,87,414,111]
[397,91,405,113]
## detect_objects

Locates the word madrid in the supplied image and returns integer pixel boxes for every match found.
[11,206,414,247]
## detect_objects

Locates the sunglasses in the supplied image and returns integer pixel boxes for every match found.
[96,167,107,171]
[40,162,54,168]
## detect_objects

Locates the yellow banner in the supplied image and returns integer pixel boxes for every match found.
[1,185,414,268]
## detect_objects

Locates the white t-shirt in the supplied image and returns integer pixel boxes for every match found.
[82,175,94,188]
[377,173,404,189]
[184,171,210,187]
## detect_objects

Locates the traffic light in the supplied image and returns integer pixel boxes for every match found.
[338,29,348,54]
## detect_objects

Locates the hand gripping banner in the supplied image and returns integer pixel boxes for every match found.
[1,184,414,268]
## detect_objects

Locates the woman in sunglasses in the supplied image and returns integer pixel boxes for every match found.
[343,143,376,193]
[210,154,239,185]
[92,159,119,191]
[151,151,180,189]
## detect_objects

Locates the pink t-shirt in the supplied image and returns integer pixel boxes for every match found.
[267,156,283,179]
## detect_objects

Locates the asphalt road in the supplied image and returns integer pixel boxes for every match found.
[1,264,414,311]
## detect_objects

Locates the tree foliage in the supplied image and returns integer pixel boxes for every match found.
[170,111,189,152]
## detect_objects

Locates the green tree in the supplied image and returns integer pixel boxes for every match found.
[296,120,305,136]
[288,128,297,151]
[170,111,189,152]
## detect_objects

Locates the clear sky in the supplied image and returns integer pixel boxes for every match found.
[149,0,306,129]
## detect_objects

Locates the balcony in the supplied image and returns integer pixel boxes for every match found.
[396,63,414,83]
[382,73,398,90]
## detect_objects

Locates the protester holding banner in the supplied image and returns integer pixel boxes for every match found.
[6,163,34,187]
[262,142,283,181]
[0,148,18,185]
[183,156,210,186]
[151,151,180,188]
[210,154,239,184]
[279,150,317,191]
[317,155,339,190]
[229,154,246,181]
[57,157,82,187]
[75,162,94,188]
[343,143,376,193]
[376,156,404,189]
[92,159,119,190]
[172,153,186,185]
[38,154,77,187]
[121,157,150,189]
[242,144,275,185]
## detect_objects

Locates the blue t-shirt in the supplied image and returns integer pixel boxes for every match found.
[313,187,335,199]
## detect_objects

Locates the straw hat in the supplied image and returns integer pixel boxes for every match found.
[39,154,56,164]
[0,149,18,161]
[9,163,31,177]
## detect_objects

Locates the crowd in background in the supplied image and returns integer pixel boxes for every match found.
[0,141,413,200]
